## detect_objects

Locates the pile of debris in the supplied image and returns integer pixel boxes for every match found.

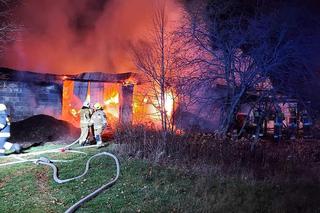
[10,114,80,144]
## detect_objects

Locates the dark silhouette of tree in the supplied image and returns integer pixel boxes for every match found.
[0,0,21,54]
[179,0,320,135]
[130,1,190,139]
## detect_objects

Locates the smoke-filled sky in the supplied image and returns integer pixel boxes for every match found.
[0,0,182,74]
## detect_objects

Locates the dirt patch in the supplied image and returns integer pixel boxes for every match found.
[35,169,62,212]
[0,176,11,188]
[11,114,80,144]
[35,169,50,193]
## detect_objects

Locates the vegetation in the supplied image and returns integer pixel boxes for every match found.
[0,143,320,212]
[115,125,320,181]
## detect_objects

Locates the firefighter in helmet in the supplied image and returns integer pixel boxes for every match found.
[78,101,93,146]
[0,104,21,156]
[90,103,107,145]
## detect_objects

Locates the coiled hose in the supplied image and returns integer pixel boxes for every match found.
[0,138,121,213]
[36,152,120,213]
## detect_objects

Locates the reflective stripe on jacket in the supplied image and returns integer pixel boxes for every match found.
[90,110,107,129]
[79,107,92,127]
[0,109,10,138]
[0,132,10,137]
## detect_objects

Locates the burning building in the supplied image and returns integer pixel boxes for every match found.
[0,67,138,128]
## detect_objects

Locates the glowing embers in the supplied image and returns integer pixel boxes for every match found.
[122,76,138,86]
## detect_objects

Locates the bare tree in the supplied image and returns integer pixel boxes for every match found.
[0,0,21,54]
[130,1,186,138]
[179,0,314,136]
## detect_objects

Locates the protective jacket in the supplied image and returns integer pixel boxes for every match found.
[90,110,107,129]
[79,107,92,127]
[0,108,10,139]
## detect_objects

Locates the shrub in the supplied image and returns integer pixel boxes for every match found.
[114,125,320,181]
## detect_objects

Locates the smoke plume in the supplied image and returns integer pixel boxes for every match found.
[0,0,181,74]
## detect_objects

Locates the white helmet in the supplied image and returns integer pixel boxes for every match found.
[83,101,90,108]
[0,104,7,111]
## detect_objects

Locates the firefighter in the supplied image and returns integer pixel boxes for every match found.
[0,104,21,156]
[288,103,298,140]
[301,109,312,139]
[90,103,107,145]
[253,108,264,139]
[78,101,93,146]
[274,108,284,143]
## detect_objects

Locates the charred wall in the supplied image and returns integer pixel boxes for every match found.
[0,80,62,121]
[0,68,138,124]
[119,84,134,125]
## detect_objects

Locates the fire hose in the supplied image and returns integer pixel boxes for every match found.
[0,139,121,213]
[36,152,120,213]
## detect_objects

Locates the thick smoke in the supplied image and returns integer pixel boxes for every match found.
[0,0,181,74]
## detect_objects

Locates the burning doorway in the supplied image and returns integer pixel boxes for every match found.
[61,72,136,129]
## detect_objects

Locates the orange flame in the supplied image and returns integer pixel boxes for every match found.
[164,91,174,118]
[132,84,176,128]
[70,108,79,117]
[61,80,177,130]
[104,93,119,105]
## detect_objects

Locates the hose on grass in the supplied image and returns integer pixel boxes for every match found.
[0,138,120,213]
[0,136,104,167]
[0,149,88,167]
[35,151,120,213]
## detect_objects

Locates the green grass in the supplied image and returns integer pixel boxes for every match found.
[0,144,320,213]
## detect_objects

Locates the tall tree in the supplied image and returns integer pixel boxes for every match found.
[130,1,186,137]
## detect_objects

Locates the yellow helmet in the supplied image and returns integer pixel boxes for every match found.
[94,102,102,110]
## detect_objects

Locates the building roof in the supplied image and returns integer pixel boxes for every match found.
[0,67,61,83]
[0,67,142,84]
[65,71,142,84]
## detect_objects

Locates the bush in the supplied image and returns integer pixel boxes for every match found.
[114,125,320,181]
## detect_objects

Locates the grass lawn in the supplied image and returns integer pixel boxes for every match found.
[0,144,320,213]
